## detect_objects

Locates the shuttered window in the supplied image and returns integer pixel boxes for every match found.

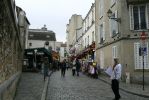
[134,42,149,69]
[129,4,149,30]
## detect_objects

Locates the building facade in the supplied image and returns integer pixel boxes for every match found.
[0,0,30,99]
[95,0,149,83]
[66,14,83,60]
[81,3,95,62]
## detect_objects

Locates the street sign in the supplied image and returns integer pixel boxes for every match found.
[139,47,147,56]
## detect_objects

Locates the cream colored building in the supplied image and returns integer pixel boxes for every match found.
[82,3,96,62]
[95,0,149,83]
[66,14,83,57]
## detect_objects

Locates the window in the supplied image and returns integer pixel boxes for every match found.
[100,50,104,69]
[29,43,32,46]
[88,36,89,46]
[99,22,105,43]
[87,17,89,29]
[92,10,94,23]
[110,10,118,37]
[100,24,103,43]
[92,31,94,42]
[85,38,86,47]
[112,46,118,58]
[99,0,104,18]
[134,42,149,69]
[129,4,149,30]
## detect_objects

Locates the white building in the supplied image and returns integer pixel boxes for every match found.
[28,25,56,51]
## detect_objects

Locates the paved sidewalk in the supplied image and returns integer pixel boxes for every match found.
[99,74,149,98]
[14,72,52,100]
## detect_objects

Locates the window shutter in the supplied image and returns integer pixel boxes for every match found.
[109,19,112,37]
[98,25,100,43]
[129,5,134,30]
[115,46,118,58]
[100,50,104,69]
[115,10,118,34]
[103,22,105,40]
[134,43,140,69]
[112,46,117,58]
[134,43,146,69]
[144,42,149,69]
[146,4,149,29]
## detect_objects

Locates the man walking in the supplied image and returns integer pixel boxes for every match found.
[111,58,122,100]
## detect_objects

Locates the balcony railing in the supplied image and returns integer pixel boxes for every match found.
[127,0,148,4]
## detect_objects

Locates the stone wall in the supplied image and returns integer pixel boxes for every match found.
[0,0,23,100]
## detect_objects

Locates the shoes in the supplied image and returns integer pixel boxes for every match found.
[112,96,121,100]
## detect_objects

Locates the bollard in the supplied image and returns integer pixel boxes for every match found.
[126,72,130,84]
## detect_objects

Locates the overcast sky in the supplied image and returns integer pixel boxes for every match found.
[15,0,94,43]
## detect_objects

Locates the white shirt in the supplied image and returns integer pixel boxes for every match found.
[110,64,122,80]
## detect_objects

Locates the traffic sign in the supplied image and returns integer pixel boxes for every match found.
[141,31,146,40]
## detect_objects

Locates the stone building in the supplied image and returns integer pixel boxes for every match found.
[95,0,149,83]
[0,0,30,100]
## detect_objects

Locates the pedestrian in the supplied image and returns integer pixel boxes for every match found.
[61,59,67,77]
[72,59,76,76]
[42,57,49,81]
[111,58,122,100]
[76,58,81,76]
[93,62,98,79]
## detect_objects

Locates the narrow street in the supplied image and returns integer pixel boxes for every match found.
[46,69,148,100]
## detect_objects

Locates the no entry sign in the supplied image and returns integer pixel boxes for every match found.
[141,31,146,40]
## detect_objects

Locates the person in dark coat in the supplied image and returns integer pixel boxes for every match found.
[61,59,67,77]
[76,59,81,76]
[42,57,49,81]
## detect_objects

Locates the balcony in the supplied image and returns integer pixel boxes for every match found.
[127,0,148,4]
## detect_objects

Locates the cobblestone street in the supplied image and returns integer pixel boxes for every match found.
[14,72,44,100]
[47,70,149,100]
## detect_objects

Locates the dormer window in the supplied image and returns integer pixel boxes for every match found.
[46,35,50,38]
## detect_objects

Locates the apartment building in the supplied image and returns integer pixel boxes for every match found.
[81,3,96,62]
[95,0,149,83]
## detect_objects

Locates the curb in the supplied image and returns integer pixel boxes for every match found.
[98,78,149,98]
[41,71,53,100]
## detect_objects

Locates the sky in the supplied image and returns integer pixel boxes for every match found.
[15,0,95,43]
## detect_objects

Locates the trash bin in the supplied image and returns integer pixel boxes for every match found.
[125,72,130,84]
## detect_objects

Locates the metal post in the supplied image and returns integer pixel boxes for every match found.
[143,53,144,91]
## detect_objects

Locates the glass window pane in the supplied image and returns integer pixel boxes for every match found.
[133,6,139,30]
[140,6,146,29]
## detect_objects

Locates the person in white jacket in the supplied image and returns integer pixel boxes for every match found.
[111,58,122,100]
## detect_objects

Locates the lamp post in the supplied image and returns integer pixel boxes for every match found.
[107,9,121,22]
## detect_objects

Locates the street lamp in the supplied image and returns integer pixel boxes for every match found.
[107,9,121,22]
[34,49,37,68]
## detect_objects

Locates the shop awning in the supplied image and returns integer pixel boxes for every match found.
[24,47,53,63]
